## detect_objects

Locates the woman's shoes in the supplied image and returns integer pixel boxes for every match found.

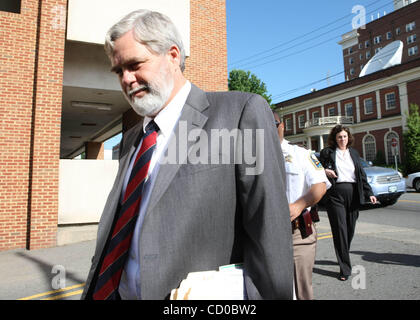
[338,274,349,281]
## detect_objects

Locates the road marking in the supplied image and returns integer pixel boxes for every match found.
[18,283,85,300]
[42,289,84,300]
[317,232,332,240]
[317,232,332,236]
[398,199,420,204]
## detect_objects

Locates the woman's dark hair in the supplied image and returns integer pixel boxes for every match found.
[327,125,354,148]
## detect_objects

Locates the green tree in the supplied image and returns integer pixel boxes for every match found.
[403,103,420,175]
[228,69,272,105]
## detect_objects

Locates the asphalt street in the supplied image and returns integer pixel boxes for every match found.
[0,191,419,301]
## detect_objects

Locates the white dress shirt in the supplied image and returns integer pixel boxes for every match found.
[118,81,191,299]
[335,148,356,183]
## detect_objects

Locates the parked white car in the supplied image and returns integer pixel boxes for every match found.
[406,172,420,192]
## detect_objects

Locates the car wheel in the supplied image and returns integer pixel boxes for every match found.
[415,178,420,192]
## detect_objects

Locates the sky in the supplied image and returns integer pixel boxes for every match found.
[226,0,395,103]
[105,0,396,151]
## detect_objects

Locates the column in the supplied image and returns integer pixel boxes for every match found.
[27,0,68,250]
[376,90,382,119]
[398,83,409,130]
[85,142,105,160]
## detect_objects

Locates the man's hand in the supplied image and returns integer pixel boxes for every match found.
[324,169,337,179]
[289,202,303,222]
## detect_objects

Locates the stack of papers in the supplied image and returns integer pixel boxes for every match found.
[170,264,244,300]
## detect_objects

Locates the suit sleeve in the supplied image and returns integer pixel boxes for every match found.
[235,94,293,300]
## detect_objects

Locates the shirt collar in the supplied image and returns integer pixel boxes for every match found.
[143,81,191,137]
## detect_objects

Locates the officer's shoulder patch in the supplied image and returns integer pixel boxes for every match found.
[309,152,323,170]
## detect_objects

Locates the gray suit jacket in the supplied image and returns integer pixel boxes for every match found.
[82,84,293,299]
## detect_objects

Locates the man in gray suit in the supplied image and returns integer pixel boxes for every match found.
[82,9,293,300]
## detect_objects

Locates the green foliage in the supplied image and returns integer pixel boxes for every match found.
[228,69,272,105]
[403,103,420,175]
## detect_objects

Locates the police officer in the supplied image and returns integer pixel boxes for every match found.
[273,111,330,300]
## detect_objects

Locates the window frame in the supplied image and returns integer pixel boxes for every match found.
[385,92,397,110]
[364,98,374,115]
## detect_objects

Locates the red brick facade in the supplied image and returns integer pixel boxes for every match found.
[278,59,420,164]
[343,1,420,80]
[185,0,228,91]
[0,0,66,251]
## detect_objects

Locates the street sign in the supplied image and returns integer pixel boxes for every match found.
[391,138,399,156]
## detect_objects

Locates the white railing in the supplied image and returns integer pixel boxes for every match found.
[305,116,354,128]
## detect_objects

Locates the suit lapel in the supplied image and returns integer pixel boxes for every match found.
[145,84,210,214]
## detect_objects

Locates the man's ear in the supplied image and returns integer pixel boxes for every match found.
[167,45,181,68]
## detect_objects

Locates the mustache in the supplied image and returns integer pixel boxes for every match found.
[127,84,149,97]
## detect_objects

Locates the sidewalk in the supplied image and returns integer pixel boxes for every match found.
[0,240,95,300]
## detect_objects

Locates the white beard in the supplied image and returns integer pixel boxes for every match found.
[125,66,174,117]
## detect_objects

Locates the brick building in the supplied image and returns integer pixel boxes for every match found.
[275,0,420,166]
[340,0,419,80]
[0,0,227,251]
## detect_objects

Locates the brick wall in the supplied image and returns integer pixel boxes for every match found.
[184,0,227,91]
[0,0,66,250]
[344,1,420,80]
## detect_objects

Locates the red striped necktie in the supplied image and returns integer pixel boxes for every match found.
[93,120,159,300]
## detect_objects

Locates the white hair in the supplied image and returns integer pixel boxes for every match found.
[105,9,186,71]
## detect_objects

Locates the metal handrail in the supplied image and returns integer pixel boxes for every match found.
[305,116,354,128]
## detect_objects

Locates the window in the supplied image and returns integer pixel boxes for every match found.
[359,43,363,49]
[365,40,370,48]
[350,68,355,76]
[285,118,292,131]
[298,115,305,129]
[0,0,21,13]
[364,98,373,114]
[366,51,371,59]
[363,135,376,162]
[345,103,353,117]
[385,132,399,164]
[312,111,320,119]
[349,57,354,65]
[408,45,418,56]
[407,34,417,44]
[386,31,393,40]
[328,107,336,116]
[385,92,396,110]
[360,53,364,60]
[375,47,382,54]
[374,35,382,44]
[348,47,353,55]
[396,27,401,35]
[406,22,416,32]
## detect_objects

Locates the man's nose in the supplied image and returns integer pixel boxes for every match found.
[121,70,137,86]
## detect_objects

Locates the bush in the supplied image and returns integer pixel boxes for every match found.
[403,104,420,175]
